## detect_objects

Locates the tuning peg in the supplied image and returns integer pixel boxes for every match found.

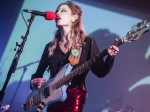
[131,24,136,29]
[144,20,147,25]
[145,23,149,27]
[127,31,131,35]
[137,23,141,27]
[143,20,149,27]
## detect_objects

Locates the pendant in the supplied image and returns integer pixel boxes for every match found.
[71,49,79,56]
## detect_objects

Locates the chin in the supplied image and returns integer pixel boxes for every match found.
[56,24,62,28]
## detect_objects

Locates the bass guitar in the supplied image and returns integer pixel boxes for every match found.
[23,21,150,112]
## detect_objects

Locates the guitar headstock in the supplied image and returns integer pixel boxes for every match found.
[124,20,150,42]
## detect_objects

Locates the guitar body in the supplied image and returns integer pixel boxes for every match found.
[23,63,73,112]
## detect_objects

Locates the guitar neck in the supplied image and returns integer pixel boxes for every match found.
[55,38,125,88]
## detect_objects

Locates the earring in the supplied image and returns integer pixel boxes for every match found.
[71,19,75,23]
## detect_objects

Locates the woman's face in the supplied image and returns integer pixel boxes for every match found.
[55,5,74,28]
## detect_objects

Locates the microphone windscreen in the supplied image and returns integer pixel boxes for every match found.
[45,11,56,20]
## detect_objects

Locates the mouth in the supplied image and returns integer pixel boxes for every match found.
[56,16,61,21]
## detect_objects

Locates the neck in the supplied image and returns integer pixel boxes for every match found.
[60,26,71,42]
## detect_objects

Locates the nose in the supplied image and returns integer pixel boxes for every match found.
[56,12,60,16]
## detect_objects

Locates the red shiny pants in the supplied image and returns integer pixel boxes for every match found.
[47,86,87,112]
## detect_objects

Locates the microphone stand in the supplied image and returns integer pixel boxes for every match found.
[0,14,36,108]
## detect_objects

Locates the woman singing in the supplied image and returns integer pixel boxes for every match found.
[30,1,119,112]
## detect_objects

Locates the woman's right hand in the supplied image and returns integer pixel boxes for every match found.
[31,78,47,88]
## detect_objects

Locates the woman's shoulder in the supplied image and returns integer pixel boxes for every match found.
[45,42,53,48]
[84,36,94,44]
[47,41,53,46]
[42,42,53,53]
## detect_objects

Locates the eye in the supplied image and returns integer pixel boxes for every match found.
[61,9,66,13]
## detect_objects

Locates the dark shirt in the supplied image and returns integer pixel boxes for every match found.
[31,36,114,89]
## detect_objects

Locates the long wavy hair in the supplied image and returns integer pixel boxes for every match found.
[48,1,86,56]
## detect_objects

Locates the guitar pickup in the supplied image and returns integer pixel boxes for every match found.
[43,86,50,98]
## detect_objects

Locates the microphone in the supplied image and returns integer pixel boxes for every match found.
[23,9,56,20]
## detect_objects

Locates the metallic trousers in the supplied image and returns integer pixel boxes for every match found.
[47,86,87,112]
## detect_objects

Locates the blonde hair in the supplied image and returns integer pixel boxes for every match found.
[48,1,86,56]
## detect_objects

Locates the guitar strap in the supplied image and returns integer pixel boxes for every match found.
[68,40,83,65]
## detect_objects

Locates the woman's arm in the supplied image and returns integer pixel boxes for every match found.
[90,38,116,78]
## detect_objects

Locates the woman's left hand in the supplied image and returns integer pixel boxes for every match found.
[107,39,119,57]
